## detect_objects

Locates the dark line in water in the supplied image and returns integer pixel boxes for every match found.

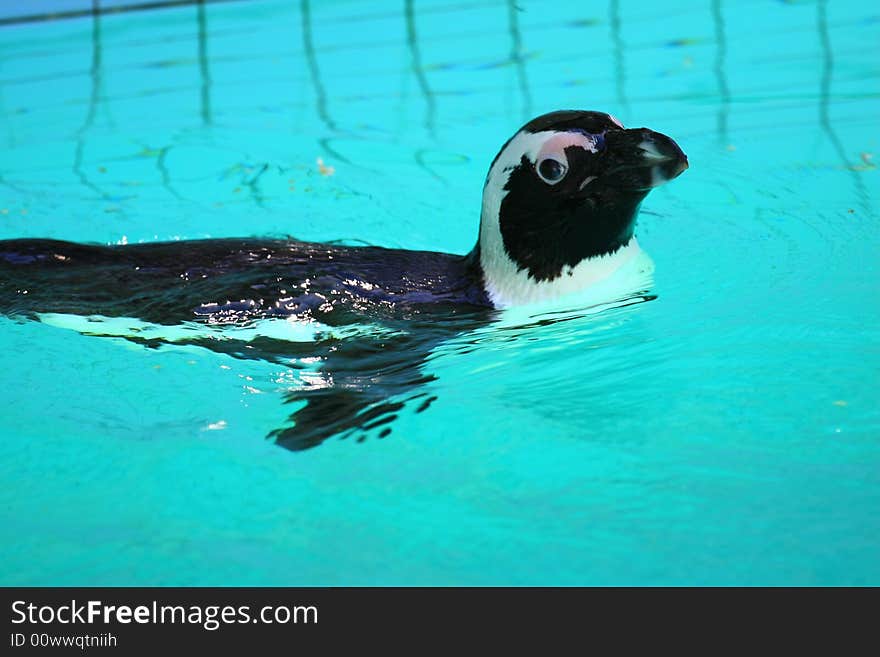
[507,0,532,120]
[0,173,27,194]
[405,0,437,137]
[73,1,106,199]
[79,2,102,136]
[609,0,629,115]
[711,0,729,143]
[157,147,184,200]
[0,0,244,27]
[300,0,337,132]
[414,148,447,185]
[197,0,212,125]
[244,163,268,207]
[817,0,869,211]
[317,137,353,166]
[0,81,13,151]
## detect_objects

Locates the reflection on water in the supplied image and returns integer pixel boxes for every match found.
[73,0,105,200]
[506,0,532,120]
[197,0,212,125]
[0,0,872,212]
[710,0,728,143]
[404,0,436,137]
[609,0,628,115]
[816,0,869,211]
[300,0,336,132]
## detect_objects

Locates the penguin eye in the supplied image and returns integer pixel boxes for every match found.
[536,156,568,185]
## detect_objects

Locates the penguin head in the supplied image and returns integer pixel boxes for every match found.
[478,110,688,307]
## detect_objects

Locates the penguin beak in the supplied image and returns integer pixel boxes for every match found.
[600,128,689,191]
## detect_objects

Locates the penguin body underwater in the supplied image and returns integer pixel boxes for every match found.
[0,110,688,449]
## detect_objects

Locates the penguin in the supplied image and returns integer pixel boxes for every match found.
[0,110,688,449]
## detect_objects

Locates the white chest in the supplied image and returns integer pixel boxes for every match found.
[480,237,651,308]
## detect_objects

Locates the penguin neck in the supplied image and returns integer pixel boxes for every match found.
[474,229,646,309]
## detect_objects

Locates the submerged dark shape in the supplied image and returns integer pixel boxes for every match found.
[0,110,688,450]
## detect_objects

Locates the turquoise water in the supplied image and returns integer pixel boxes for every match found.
[1,0,878,585]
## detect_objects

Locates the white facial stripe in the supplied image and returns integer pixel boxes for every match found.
[487,130,559,178]
[536,131,600,161]
[609,114,624,128]
[480,131,554,308]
